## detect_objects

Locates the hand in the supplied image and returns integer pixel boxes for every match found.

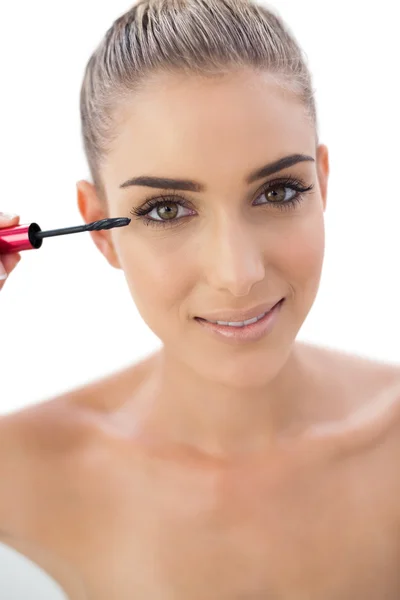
[0,214,21,290]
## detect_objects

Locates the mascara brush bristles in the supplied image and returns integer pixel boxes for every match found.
[35,218,131,240]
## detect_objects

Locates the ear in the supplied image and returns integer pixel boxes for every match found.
[316,144,329,212]
[76,180,122,269]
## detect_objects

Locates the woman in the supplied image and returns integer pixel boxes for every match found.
[1,0,400,598]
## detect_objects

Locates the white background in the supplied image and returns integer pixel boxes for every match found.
[0,0,399,598]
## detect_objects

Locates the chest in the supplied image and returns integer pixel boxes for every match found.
[61,449,400,599]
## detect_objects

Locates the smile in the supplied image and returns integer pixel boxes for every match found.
[194,299,285,344]
[202,311,269,327]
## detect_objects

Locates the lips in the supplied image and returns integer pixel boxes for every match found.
[194,298,284,343]
[195,298,284,325]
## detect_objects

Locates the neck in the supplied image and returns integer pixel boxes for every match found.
[134,341,315,458]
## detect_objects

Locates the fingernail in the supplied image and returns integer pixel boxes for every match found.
[0,266,7,280]
[0,212,18,219]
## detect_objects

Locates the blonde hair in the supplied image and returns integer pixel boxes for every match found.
[80,0,319,202]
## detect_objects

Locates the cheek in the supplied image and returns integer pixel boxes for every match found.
[281,212,325,296]
[120,240,193,316]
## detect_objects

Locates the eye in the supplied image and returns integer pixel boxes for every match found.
[255,185,298,206]
[146,200,192,222]
[130,195,195,228]
[254,177,315,212]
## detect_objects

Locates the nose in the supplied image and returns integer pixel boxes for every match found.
[202,219,266,297]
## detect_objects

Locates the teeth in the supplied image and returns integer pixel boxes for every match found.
[207,311,268,327]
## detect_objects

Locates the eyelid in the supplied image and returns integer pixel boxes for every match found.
[257,174,309,191]
[145,192,190,206]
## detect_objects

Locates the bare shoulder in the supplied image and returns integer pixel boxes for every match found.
[0,350,158,463]
[0,352,156,544]
[300,340,400,397]
[0,393,97,461]
[0,392,100,528]
[298,341,400,449]
[0,402,91,598]
[300,339,399,374]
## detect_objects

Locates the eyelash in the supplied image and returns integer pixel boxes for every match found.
[129,176,315,229]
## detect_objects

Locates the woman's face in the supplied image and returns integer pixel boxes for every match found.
[78,69,329,387]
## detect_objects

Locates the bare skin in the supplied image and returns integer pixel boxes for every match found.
[1,69,400,598]
[1,345,400,599]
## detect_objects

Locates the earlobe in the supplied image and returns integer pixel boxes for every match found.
[76,180,122,270]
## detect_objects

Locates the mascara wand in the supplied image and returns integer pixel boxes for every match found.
[0,217,131,254]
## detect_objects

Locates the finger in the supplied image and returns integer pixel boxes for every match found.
[1,252,21,275]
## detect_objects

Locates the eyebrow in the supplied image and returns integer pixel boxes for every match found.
[119,153,315,192]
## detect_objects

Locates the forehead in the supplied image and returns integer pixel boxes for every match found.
[103,69,314,190]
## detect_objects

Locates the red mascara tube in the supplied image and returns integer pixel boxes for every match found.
[0,218,131,255]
